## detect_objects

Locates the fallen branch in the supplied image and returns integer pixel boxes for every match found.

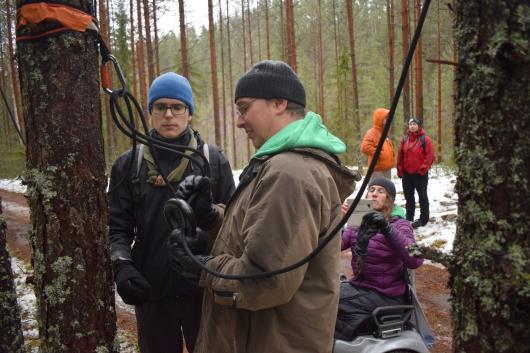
[426,58,459,66]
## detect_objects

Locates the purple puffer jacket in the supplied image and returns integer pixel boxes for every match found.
[341,217,423,297]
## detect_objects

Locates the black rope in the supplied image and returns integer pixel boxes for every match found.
[176,0,433,280]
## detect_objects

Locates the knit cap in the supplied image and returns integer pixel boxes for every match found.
[148,72,195,115]
[369,177,396,201]
[409,117,423,126]
[235,60,306,107]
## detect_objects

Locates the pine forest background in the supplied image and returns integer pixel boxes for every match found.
[0,0,456,176]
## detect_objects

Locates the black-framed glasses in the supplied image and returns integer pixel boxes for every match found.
[152,103,188,116]
[235,98,258,118]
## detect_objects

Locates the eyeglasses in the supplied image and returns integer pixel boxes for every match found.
[152,103,188,116]
[235,99,258,118]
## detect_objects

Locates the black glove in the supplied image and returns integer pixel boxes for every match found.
[167,228,212,283]
[176,175,219,229]
[113,260,151,306]
[361,211,394,237]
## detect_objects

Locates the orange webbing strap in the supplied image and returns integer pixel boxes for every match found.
[16,3,96,42]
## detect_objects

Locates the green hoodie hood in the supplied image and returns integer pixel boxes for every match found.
[253,111,346,158]
[391,204,406,219]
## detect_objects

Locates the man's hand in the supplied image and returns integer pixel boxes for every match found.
[113,260,151,306]
[176,175,219,229]
[167,228,212,283]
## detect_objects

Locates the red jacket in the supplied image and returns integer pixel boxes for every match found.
[397,129,435,176]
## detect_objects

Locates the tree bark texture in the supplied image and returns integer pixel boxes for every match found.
[400,0,411,126]
[386,0,395,107]
[142,0,154,83]
[226,0,237,167]
[178,0,189,79]
[136,0,148,111]
[285,0,297,71]
[208,0,222,147]
[152,0,160,76]
[346,0,361,140]
[451,1,530,352]
[0,197,25,352]
[218,0,227,152]
[413,0,423,118]
[16,0,117,351]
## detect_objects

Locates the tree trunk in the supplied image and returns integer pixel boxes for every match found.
[346,0,361,140]
[386,0,395,107]
[413,0,423,118]
[16,0,117,351]
[226,0,237,167]
[332,0,343,122]
[208,0,222,147]
[143,0,154,83]
[284,0,297,71]
[279,0,287,62]
[264,0,271,58]
[246,0,254,65]
[5,0,25,142]
[241,0,248,70]
[178,0,190,79]
[317,0,325,120]
[0,197,25,352]
[152,0,160,76]
[451,1,530,352]
[435,0,442,162]
[400,0,411,126]
[218,0,227,152]
[136,0,148,111]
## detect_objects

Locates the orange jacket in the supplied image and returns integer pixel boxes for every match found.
[360,108,395,171]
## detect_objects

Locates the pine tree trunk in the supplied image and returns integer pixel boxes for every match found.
[136,0,148,111]
[143,0,154,83]
[317,0,325,120]
[16,0,117,351]
[226,0,237,167]
[346,0,361,140]
[241,0,248,70]
[285,0,297,71]
[264,0,271,58]
[246,0,254,64]
[0,197,25,352]
[451,1,530,352]
[435,0,442,162]
[5,0,25,142]
[152,0,160,76]
[218,0,228,153]
[178,0,189,79]
[208,0,222,147]
[279,0,287,62]
[332,0,343,121]
[413,0,423,118]
[386,0,395,107]
[400,0,411,125]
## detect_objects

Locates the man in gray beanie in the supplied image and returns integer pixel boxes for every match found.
[168,60,361,353]
[108,72,235,353]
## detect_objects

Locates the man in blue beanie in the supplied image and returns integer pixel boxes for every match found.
[107,72,235,353]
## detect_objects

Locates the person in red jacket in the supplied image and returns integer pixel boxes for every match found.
[360,108,395,180]
[397,117,435,228]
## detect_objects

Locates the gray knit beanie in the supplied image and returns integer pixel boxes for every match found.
[235,60,306,107]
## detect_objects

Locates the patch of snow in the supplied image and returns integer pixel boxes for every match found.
[0,178,26,193]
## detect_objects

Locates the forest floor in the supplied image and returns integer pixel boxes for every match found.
[1,189,452,353]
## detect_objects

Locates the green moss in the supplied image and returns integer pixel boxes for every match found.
[44,256,73,306]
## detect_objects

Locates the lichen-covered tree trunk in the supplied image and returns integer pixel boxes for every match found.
[16,0,118,351]
[0,197,25,352]
[451,1,530,352]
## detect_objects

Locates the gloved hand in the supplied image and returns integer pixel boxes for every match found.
[354,224,378,257]
[361,211,394,238]
[113,260,151,306]
[167,228,212,283]
[176,175,219,230]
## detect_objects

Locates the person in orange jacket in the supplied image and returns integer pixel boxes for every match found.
[360,108,395,179]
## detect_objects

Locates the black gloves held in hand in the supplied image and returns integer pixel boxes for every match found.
[176,175,219,230]
[167,228,212,283]
[361,211,394,238]
[113,260,151,306]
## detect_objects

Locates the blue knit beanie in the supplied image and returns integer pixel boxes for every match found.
[148,72,195,115]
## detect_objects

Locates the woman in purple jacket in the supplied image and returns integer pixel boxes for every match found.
[335,178,423,340]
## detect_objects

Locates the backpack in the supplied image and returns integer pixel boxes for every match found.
[401,134,426,153]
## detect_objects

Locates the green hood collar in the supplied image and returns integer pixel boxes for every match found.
[391,204,406,219]
[253,112,346,158]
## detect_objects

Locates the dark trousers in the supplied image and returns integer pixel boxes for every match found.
[135,295,202,353]
[402,173,430,224]
[335,283,405,341]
